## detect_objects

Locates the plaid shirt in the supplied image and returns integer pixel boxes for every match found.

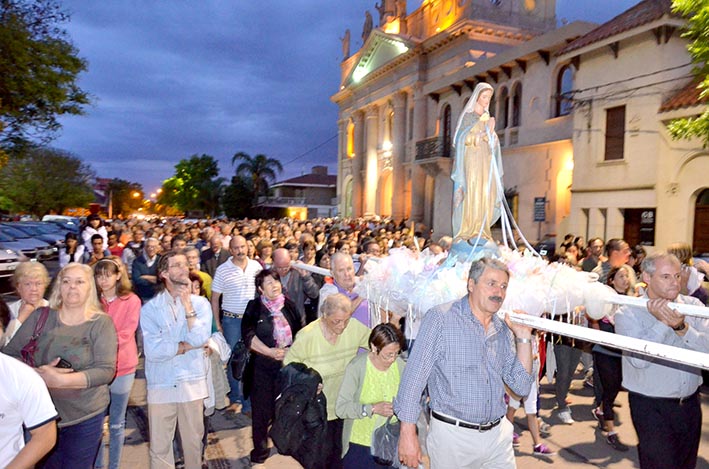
[394,296,534,424]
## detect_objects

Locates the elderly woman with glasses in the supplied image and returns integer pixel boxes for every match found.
[284,293,370,469]
[2,261,50,346]
[336,323,406,469]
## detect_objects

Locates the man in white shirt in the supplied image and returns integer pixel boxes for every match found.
[0,352,57,468]
[211,235,262,414]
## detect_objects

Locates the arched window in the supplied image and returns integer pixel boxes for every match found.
[442,104,452,158]
[511,83,522,127]
[346,120,355,158]
[498,87,509,129]
[555,65,574,117]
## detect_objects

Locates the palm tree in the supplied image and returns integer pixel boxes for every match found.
[231,151,283,204]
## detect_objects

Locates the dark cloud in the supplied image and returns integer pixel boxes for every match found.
[53,0,639,192]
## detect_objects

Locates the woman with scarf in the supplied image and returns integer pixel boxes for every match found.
[241,269,304,465]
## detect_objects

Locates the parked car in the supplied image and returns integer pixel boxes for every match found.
[42,215,81,232]
[0,231,35,261]
[0,247,22,278]
[5,222,64,256]
[42,219,81,234]
[0,225,53,261]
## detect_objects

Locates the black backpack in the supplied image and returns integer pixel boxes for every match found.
[270,363,328,468]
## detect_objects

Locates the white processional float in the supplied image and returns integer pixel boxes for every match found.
[295,82,709,370]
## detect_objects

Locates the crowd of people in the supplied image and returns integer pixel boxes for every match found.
[0,214,707,469]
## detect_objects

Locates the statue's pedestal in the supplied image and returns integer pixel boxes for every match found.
[449,238,499,262]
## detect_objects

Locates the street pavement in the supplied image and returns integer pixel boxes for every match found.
[119,363,709,469]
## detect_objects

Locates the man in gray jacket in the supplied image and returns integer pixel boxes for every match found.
[272,248,319,320]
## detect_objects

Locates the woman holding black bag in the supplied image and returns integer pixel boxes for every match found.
[241,269,304,465]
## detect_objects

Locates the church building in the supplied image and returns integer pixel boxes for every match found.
[333,0,595,240]
[335,0,709,254]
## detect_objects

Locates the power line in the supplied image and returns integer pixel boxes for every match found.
[281,134,338,167]
[569,62,694,96]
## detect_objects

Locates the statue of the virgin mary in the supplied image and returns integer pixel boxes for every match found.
[450,82,504,242]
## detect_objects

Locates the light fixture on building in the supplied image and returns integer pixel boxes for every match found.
[382,140,393,157]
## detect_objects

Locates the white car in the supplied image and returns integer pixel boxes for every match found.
[0,247,21,278]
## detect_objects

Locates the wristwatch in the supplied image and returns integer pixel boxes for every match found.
[672,321,687,332]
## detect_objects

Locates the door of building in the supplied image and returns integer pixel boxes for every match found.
[693,189,709,254]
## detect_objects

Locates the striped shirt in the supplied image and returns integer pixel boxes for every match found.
[211,258,262,315]
[394,296,534,424]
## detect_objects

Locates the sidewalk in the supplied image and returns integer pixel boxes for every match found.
[119,364,709,469]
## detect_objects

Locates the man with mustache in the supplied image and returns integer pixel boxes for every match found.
[615,252,709,469]
[394,257,534,468]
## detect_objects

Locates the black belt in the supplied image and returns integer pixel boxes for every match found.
[431,411,502,431]
[630,389,699,405]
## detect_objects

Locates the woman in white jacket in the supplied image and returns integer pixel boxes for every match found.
[82,214,108,251]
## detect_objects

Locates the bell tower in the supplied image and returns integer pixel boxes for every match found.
[469,0,556,32]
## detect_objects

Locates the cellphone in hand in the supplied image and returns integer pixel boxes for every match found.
[56,357,73,369]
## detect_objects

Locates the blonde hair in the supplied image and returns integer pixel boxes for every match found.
[93,256,133,297]
[12,261,50,289]
[667,242,693,265]
[320,293,352,317]
[49,263,103,316]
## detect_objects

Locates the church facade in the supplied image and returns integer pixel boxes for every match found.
[334,0,709,254]
[332,0,595,240]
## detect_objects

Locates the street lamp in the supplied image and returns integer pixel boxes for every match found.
[132,191,141,198]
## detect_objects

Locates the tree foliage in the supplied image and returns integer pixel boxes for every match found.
[231,151,283,203]
[107,178,143,217]
[0,146,94,215]
[668,0,709,145]
[0,0,90,149]
[157,154,224,217]
[221,175,256,219]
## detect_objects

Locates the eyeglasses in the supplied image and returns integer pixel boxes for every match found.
[378,350,401,360]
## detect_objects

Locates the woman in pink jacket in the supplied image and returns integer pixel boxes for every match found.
[93,257,141,469]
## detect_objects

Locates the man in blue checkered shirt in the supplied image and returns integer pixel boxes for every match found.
[394,257,534,468]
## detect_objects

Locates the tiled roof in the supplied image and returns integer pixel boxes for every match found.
[558,0,678,55]
[274,173,337,187]
[659,79,709,112]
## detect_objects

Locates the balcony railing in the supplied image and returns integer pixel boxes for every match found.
[415,136,451,161]
[257,196,307,206]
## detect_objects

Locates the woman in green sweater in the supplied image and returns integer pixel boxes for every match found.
[336,323,406,469]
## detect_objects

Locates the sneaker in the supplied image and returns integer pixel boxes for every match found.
[533,444,557,456]
[591,407,603,421]
[512,432,520,448]
[606,433,629,452]
[558,408,575,424]
[538,420,551,437]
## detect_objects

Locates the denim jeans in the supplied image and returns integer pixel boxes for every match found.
[41,410,106,469]
[94,373,135,469]
[222,315,250,412]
